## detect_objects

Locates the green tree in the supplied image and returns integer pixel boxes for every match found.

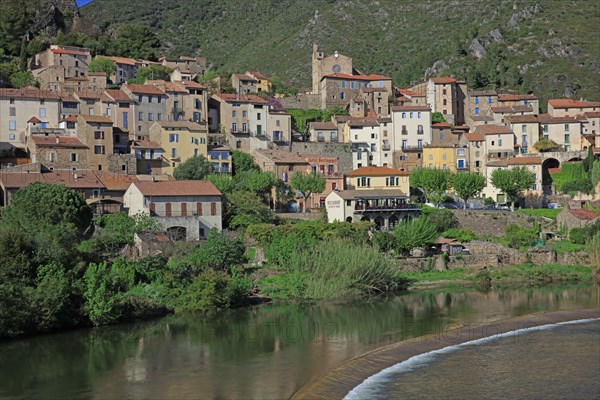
[231,150,259,174]
[236,169,276,194]
[410,168,452,207]
[88,57,116,81]
[582,146,594,173]
[173,155,212,180]
[225,190,275,229]
[591,161,600,189]
[10,70,36,88]
[109,24,161,60]
[431,112,446,124]
[505,224,538,249]
[393,217,438,256]
[207,173,236,194]
[1,182,93,263]
[421,207,457,233]
[490,167,536,211]
[452,172,485,209]
[130,65,173,83]
[290,172,326,213]
[194,230,246,271]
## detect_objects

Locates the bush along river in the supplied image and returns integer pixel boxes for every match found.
[0,284,598,400]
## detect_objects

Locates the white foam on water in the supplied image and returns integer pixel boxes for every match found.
[343,318,600,400]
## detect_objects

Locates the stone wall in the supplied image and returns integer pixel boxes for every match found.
[280,94,321,110]
[271,141,354,174]
[451,210,554,238]
[107,154,137,175]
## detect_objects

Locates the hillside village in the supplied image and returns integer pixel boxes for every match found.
[0,43,599,242]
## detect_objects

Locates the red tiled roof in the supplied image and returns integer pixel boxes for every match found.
[61,115,78,123]
[347,118,380,127]
[31,136,88,148]
[182,80,206,90]
[470,90,498,96]
[583,111,600,118]
[109,56,137,66]
[498,94,537,101]
[75,92,102,100]
[309,122,337,130]
[132,140,162,149]
[568,209,600,220]
[124,83,166,96]
[132,180,221,197]
[432,122,452,128]
[431,77,457,84]
[464,133,485,141]
[474,125,513,135]
[537,114,586,124]
[253,149,310,164]
[234,74,257,81]
[347,166,410,177]
[0,87,61,100]
[96,172,139,191]
[50,48,89,56]
[79,115,113,124]
[213,93,267,104]
[28,116,41,123]
[492,105,534,113]
[146,80,187,93]
[156,121,207,130]
[506,114,538,123]
[0,170,104,189]
[548,99,600,109]
[321,73,391,81]
[102,89,134,102]
[391,105,431,112]
[248,71,268,80]
[399,88,420,97]
[487,157,542,167]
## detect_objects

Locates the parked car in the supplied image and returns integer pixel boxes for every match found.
[497,203,510,210]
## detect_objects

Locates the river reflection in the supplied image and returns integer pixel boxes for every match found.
[0,284,598,400]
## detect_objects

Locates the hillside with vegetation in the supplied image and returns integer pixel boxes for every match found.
[79,0,599,104]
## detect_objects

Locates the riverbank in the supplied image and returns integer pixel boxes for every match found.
[291,308,600,400]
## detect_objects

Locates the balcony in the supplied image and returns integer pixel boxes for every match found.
[317,136,325,142]
[354,203,421,213]
[330,137,339,143]
[401,144,424,151]
[382,143,391,151]
[456,162,469,170]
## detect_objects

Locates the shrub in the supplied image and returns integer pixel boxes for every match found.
[372,231,396,252]
[484,197,495,206]
[245,223,276,245]
[570,220,600,245]
[442,228,476,242]
[394,217,438,255]
[505,224,538,249]
[421,208,457,233]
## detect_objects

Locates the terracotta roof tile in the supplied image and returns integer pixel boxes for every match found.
[124,83,166,96]
[213,93,267,104]
[470,90,498,96]
[31,136,88,148]
[28,116,42,123]
[234,74,257,81]
[182,81,206,90]
[96,172,139,191]
[474,125,513,135]
[506,114,538,123]
[0,170,104,189]
[464,132,485,141]
[498,94,538,101]
[0,87,61,100]
[253,149,310,164]
[568,209,600,220]
[487,157,542,167]
[347,118,380,127]
[309,122,337,130]
[247,71,268,80]
[347,166,410,177]
[79,115,113,124]
[132,180,221,196]
[430,77,457,84]
[108,56,137,66]
[102,89,134,102]
[391,105,431,112]
[50,48,89,56]
[549,99,600,109]
[156,121,207,130]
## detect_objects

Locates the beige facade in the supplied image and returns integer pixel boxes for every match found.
[76,114,114,172]
[308,122,339,143]
[320,74,392,110]
[391,106,432,152]
[107,56,138,84]
[538,115,586,152]
[547,99,599,118]
[149,121,208,176]
[0,88,61,152]
[311,43,353,95]
[207,145,232,174]
[410,78,466,125]
[231,74,257,94]
[181,81,209,124]
[483,157,543,206]
[246,71,272,93]
[124,180,221,241]
[464,133,486,173]
[160,56,207,78]
[101,89,136,138]
[475,124,516,160]
[345,166,410,195]
[497,94,539,114]
[506,114,540,154]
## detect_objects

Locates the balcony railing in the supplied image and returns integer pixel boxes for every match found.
[354,203,421,213]
[401,144,424,151]
[382,144,391,151]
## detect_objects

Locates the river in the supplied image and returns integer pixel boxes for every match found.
[0,284,598,400]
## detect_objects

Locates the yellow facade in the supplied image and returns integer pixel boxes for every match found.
[149,121,208,176]
[423,147,456,172]
[346,166,410,195]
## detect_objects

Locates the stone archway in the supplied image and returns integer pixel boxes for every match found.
[389,215,399,229]
[374,216,385,230]
[166,226,187,241]
[360,216,370,222]
[345,217,353,223]
[542,158,560,194]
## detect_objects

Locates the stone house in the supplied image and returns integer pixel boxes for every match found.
[159,56,207,79]
[101,89,136,139]
[483,156,543,205]
[466,90,497,126]
[246,71,272,93]
[207,145,232,174]
[556,208,600,231]
[474,124,516,160]
[107,56,138,84]
[30,45,92,92]
[231,74,258,94]
[506,114,540,154]
[181,80,209,124]
[547,99,599,118]
[497,94,539,114]
[391,105,432,153]
[28,135,90,171]
[308,122,339,143]
[409,77,467,125]
[122,83,168,141]
[311,43,353,95]
[123,180,222,241]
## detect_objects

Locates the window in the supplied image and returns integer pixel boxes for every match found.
[442,153,447,160]
[488,97,493,104]
[70,153,78,162]
[9,120,16,130]
[402,139,408,149]
[357,151,362,160]
[138,112,143,121]
[417,112,421,118]
[475,97,479,104]
[94,131,104,140]
[521,124,527,133]
[257,113,261,120]
[475,151,480,157]
[457,148,465,156]
[211,202,217,216]
[94,145,105,154]
[409,112,413,119]
[165,203,172,217]
[148,113,153,121]
[276,120,280,127]
[443,99,447,106]
[417,139,423,148]
[543,124,548,132]
[48,152,57,162]
[475,107,479,115]
[242,123,247,132]
[169,134,179,142]
[498,139,503,146]
[429,154,433,160]
[9,133,15,140]
[370,143,376,152]
[341,81,346,88]
[565,134,570,143]
[242,111,247,118]
[564,124,570,132]
[171,148,177,158]
[38,107,46,118]
[417,125,423,135]
[402,112,406,119]
[491,140,495,146]
[350,81,355,89]
[371,133,376,139]
[443,89,447,95]
[339,92,345,100]
[232,110,237,118]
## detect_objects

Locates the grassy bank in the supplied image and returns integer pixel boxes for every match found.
[402,264,593,290]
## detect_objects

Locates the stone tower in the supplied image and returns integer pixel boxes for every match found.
[311,43,353,95]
